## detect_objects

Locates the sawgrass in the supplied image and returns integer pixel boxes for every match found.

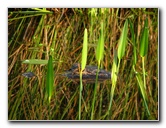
[8,8,158,120]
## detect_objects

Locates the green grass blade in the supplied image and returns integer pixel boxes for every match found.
[108,50,118,113]
[91,21,105,120]
[142,57,146,90]
[108,19,128,117]
[96,21,104,66]
[129,19,137,65]
[22,59,48,64]
[46,55,54,103]
[139,18,149,90]
[79,72,83,120]
[135,72,147,100]
[117,19,128,60]
[81,28,88,71]
[139,18,149,91]
[135,72,150,115]
[91,66,99,120]
[108,19,128,118]
[79,28,88,120]
[140,18,149,57]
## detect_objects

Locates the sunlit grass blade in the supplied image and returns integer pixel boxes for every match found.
[135,72,150,115]
[108,19,128,118]
[130,17,150,116]
[108,50,118,115]
[91,21,104,120]
[135,72,147,100]
[81,28,88,71]
[137,17,150,115]
[140,18,149,57]
[10,8,52,14]
[79,28,88,120]
[96,21,104,66]
[46,55,54,103]
[111,50,118,90]
[22,59,48,64]
[31,8,52,13]
[117,19,128,60]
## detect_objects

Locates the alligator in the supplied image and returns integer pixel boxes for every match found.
[63,63,111,83]
[22,63,111,83]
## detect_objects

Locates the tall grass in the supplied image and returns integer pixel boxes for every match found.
[91,21,105,120]
[108,19,128,117]
[46,55,54,104]
[79,28,88,120]
[8,8,158,120]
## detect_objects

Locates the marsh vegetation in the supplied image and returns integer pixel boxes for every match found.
[8,8,158,120]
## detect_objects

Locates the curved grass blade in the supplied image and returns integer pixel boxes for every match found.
[46,55,54,103]
[117,19,128,60]
[108,19,128,118]
[135,72,150,115]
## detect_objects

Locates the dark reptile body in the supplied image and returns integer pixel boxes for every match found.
[64,63,111,80]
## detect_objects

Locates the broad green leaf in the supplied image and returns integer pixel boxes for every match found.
[22,59,48,64]
[140,18,149,57]
[118,19,128,60]
[96,21,104,65]
[81,28,88,71]
[46,55,54,103]
[79,28,88,120]
[91,22,104,120]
